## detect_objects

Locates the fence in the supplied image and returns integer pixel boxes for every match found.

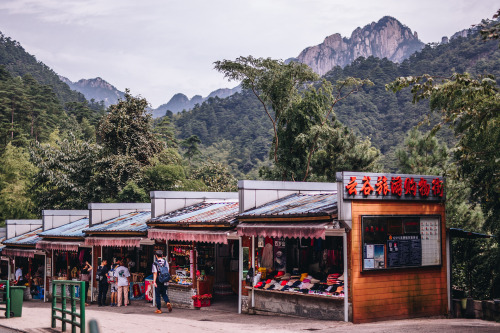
[0,279,10,318]
[51,280,85,333]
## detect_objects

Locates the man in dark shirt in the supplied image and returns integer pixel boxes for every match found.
[97,259,109,306]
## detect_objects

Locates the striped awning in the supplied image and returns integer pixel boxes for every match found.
[236,222,333,239]
[36,240,82,252]
[148,229,229,244]
[84,237,142,247]
[2,248,35,258]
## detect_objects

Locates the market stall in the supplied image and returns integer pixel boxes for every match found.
[36,217,92,302]
[84,211,154,303]
[2,228,46,301]
[147,201,239,309]
[237,193,346,321]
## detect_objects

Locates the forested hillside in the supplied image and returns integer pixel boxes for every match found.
[0,31,87,106]
[173,30,500,176]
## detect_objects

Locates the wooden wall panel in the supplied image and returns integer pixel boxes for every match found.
[350,200,447,323]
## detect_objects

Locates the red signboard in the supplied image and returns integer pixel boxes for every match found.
[337,172,445,202]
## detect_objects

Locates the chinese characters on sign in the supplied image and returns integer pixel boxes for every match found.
[341,172,444,201]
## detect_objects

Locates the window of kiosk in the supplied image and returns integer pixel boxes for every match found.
[253,236,344,297]
[362,216,441,271]
[168,243,193,285]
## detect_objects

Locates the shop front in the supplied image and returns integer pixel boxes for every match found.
[147,201,240,310]
[336,171,448,323]
[36,217,92,302]
[84,211,154,303]
[237,192,347,321]
[2,228,46,301]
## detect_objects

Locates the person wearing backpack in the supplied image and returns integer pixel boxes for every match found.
[96,259,109,307]
[152,250,172,314]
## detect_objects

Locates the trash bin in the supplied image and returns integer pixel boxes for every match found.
[10,286,26,317]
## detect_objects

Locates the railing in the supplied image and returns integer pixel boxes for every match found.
[51,280,85,333]
[0,279,10,318]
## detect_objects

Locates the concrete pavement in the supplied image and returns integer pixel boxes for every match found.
[0,300,499,333]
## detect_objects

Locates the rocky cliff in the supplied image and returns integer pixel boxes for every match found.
[295,16,425,75]
[60,76,125,107]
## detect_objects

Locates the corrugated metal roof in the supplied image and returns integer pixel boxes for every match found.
[239,193,337,218]
[149,202,239,225]
[3,228,42,246]
[84,211,150,233]
[39,218,89,238]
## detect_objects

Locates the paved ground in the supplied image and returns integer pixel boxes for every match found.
[0,300,499,333]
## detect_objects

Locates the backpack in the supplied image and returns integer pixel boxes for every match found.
[154,260,171,283]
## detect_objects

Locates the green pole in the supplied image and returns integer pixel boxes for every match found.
[61,283,66,332]
[71,285,76,333]
[51,281,57,328]
[80,281,85,333]
[6,280,10,319]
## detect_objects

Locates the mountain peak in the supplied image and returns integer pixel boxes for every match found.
[296,16,424,76]
[62,77,125,106]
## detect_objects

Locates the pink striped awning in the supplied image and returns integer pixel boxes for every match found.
[36,240,81,252]
[237,222,331,239]
[2,247,35,258]
[148,229,229,244]
[84,237,142,247]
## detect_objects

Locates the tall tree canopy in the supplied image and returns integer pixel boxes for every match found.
[215,56,378,181]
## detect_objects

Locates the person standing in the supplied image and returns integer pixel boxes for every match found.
[152,250,172,314]
[15,266,23,285]
[114,259,130,307]
[80,261,92,306]
[96,259,109,307]
[108,262,118,306]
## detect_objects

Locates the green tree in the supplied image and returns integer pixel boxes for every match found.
[190,160,237,192]
[30,135,101,209]
[396,127,449,175]
[0,143,37,224]
[180,135,201,163]
[215,56,376,180]
[98,89,163,165]
[387,73,499,237]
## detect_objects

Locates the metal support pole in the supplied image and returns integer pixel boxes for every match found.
[43,252,47,302]
[238,236,242,314]
[343,233,349,322]
[90,247,94,303]
[446,232,451,315]
[51,282,56,329]
[251,235,255,309]
[80,281,86,333]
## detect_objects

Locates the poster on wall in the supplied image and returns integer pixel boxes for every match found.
[274,237,286,271]
[374,245,385,269]
[46,258,52,277]
[387,235,422,268]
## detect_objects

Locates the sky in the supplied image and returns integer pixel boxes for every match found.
[0,1,498,108]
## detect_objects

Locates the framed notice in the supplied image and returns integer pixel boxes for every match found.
[362,216,441,271]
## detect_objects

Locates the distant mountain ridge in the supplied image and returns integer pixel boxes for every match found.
[0,31,87,105]
[60,76,125,107]
[291,16,425,76]
[153,85,241,118]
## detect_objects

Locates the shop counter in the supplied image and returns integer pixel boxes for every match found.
[245,287,344,320]
[166,283,195,308]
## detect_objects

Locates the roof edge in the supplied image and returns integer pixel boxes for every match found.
[150,191,238,200]
[238,180,337,191]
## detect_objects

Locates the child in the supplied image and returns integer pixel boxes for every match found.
[108,262,119,306]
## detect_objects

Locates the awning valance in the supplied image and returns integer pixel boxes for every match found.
[2,247,35,258]
[36,240,81,252]
[237,222,335,239]
[84,237,142,247]
[148,229,229,244]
